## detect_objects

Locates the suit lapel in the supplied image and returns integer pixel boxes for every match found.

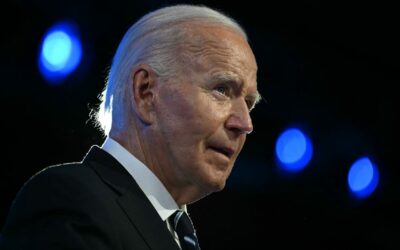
[83,146,180,250]
[117,192,179,250]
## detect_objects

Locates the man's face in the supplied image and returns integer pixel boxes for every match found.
[151,25,258,203]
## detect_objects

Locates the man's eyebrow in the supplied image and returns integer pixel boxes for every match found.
[211,73,239,84]
[211,72,262,105]
[253,90,262,104]
[212,73,257,91]
[246,90,262,110]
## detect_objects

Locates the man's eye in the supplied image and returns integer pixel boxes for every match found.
[214,85,228,95]
[246,100,253,110]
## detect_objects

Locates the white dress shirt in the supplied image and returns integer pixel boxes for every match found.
[101,137,184,246]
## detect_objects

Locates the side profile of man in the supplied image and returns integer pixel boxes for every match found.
[0,4,260,250]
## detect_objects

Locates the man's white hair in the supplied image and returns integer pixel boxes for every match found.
[95,4,248,134]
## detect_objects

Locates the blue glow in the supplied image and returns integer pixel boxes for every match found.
[275,128,313,172]
[42,31,72,70]
[38,21,82,84]
[348,157,379,198]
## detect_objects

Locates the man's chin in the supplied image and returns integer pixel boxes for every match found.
[184,177,227,203]
[206,177,227,193]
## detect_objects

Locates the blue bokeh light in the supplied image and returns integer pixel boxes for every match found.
[38,21,82,84]
[275,128,313,172]
[348,157,379,198]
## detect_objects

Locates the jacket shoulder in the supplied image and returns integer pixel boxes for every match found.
[0,162,123,250]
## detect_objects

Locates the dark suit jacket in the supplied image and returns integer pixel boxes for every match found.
[0,146,181,250]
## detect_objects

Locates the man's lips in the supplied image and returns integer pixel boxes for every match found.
[208,145,235,159]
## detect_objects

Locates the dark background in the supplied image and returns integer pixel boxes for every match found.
[1,0,399,249]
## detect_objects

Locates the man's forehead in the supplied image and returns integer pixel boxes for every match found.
[181,23,249,51]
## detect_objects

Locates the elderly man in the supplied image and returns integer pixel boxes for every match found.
[0,4,260,250]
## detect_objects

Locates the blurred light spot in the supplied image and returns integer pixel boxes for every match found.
[38,21,82,84]
[348,157,379,198]
[42,31,72,70]
[275,128,313,172]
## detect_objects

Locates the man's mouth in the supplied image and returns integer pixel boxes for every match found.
[208,146,234,159]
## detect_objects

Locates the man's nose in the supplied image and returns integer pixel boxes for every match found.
[225,100,253,135]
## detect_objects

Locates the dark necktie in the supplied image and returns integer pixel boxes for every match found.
[169,210,201,250]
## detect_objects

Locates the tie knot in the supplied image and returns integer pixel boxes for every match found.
[169,210,200,250]
[170,210,195,236]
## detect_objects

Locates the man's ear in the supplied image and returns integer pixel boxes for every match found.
[130,65,158,125]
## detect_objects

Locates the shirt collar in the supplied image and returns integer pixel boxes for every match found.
[101,137,186,221]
